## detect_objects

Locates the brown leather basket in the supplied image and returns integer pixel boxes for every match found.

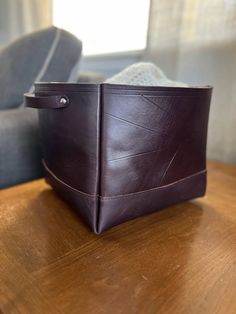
[24,83,212,233]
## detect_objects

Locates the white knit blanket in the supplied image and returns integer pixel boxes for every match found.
[106,62,188,87]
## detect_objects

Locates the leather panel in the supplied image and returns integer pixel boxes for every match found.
[98,170,206,233]
[36,84,100,195]
[101,84,211,196]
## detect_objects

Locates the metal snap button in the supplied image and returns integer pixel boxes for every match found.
[60,97,68,105]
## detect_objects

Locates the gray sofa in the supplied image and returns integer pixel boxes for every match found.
[0,26,82,189]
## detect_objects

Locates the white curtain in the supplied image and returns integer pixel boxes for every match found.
[145,0,236,164]
[0,0,52,47]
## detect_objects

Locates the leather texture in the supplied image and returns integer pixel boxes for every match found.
[25,82,212,233]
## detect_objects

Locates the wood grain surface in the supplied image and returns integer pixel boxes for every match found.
[0,160,236,314]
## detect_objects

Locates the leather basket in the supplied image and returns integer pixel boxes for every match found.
[25,83,212,233]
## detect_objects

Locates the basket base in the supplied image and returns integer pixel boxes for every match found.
[43,161,206,234]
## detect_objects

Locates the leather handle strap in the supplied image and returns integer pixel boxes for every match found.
[24,93,69,109]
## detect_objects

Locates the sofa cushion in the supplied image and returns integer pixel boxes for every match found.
[0,26,82,110]
[0,108,43,189]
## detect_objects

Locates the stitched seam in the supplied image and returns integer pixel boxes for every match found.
[107,147,166,162]
[96,85,103,233]
[103,84,211,92]
[33,28,61,85]
[35,89,98,93]
[101,170,206,200]
[103,92,204,97]
[142,95,170,113]
[43,160,96,199]
[67,54,81,82]
[35,90,200,95]
[102,85,210,95]
[43,160,206,200]
[105,112,161,134]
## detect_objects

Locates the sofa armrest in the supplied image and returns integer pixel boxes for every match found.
[0,108,43,189]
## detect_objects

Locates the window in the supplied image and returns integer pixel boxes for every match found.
[53,0,150,55]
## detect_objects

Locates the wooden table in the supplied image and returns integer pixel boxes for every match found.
[1,161,236,314]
